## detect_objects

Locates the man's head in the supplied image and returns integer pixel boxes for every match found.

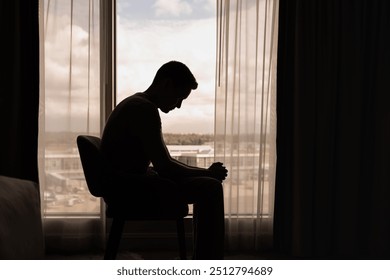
[149,61,198,113]
[152,61,198,93]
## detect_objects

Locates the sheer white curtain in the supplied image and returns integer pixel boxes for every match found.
[215,0,279,251]
[39,0,103,251]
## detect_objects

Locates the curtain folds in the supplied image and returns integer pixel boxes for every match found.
[0,0,40,183]
[215,0,279,252]
[275,0,390,259]
[39,0,103,252]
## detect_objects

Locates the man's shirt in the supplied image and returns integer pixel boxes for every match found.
[101,92,162,176]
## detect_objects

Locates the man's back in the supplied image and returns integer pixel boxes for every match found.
[100,93,162,176]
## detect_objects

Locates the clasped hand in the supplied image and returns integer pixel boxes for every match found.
[208,162,228,182]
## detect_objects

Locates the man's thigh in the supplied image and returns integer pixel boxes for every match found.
[173,176,223,204]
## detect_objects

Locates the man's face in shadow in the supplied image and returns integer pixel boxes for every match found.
[159,83,191,114]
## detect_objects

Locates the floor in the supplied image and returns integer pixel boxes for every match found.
[45,249,284,260]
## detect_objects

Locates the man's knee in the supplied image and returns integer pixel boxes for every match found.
[206,178,224,198]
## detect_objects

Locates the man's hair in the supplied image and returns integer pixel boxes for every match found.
[152,61,198,90]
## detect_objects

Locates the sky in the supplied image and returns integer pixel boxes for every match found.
[43,0,217,134]
[116,0,216,134]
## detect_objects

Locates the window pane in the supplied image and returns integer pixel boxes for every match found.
[41,0,101,215]
[116,0,216,138]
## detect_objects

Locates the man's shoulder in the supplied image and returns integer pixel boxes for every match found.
[111,93,161,127]
[119,93,156,110]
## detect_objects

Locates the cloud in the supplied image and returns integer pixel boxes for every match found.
[44,11,100,132]
[153,0,193,17]
[194,0,216,12]
[43,0,216,134]
[116,17,216,133]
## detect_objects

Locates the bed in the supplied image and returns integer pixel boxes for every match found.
[0,175,44,259]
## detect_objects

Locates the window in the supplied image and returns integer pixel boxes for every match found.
[39,0,278,252]
[40,0,101,215]
[115,0,217,217]
[40,0,217,215]
[116,0,216,138]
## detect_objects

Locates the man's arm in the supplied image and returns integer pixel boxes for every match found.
[146,131,227,181]
[169,155,227,180]
[133,102,227,181]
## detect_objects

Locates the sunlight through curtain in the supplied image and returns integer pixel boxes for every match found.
[215,0,279,251]
[39,0,103,251]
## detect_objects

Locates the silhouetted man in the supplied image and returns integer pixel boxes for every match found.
[101,61,227,259]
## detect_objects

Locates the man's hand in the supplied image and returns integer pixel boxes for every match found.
[208,162,228,182]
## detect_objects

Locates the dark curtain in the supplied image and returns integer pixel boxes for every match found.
[275,0,390,259]
[0,0,40,183]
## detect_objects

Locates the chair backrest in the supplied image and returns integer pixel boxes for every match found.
[77,135,105,197]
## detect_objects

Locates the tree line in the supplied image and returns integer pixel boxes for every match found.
[163,133,214,145]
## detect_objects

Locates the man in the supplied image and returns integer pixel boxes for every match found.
[100,61,228,259]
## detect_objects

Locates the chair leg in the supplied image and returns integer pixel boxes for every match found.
[104,218,125,260]
[176,218,187,260]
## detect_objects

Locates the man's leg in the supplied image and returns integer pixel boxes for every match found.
[177,177,225,259]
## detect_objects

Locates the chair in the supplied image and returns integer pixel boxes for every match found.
[76,135,188,260]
